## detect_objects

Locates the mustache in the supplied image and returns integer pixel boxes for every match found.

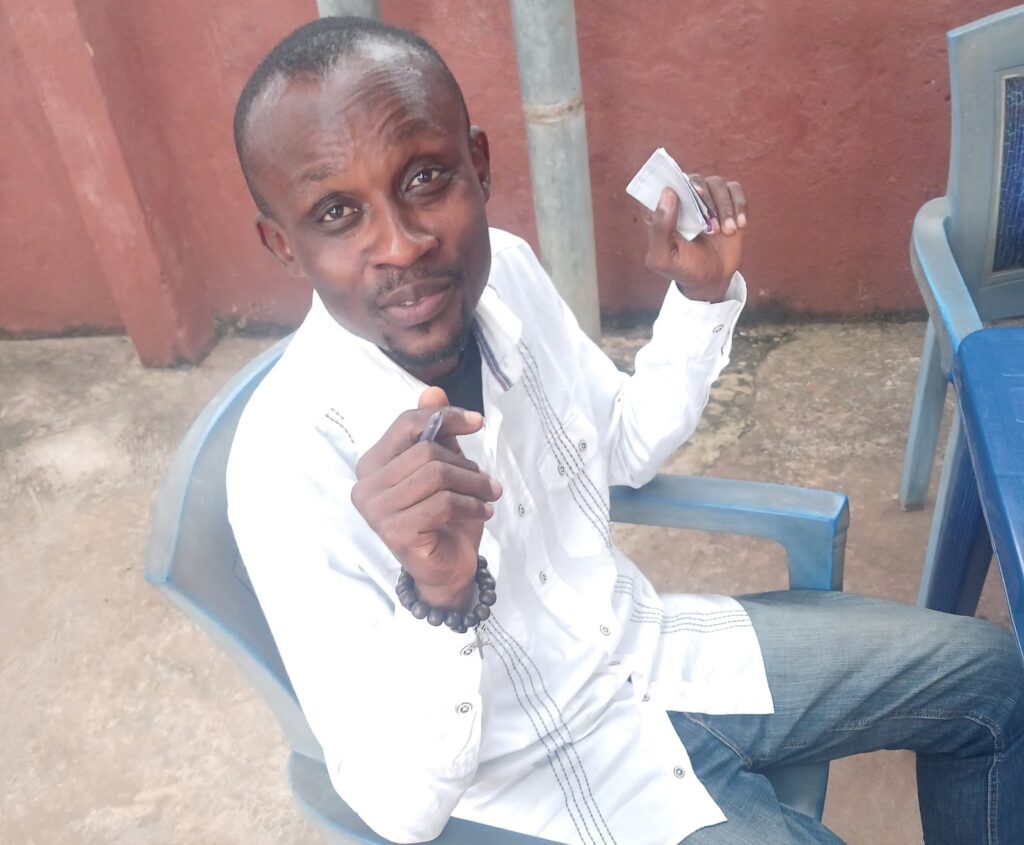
[373,265,464,302]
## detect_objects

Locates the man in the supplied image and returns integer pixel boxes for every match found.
[226,16,1024,845]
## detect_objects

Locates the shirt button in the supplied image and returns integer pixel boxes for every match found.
[578,439,588,452]
[457,702,473,714]
[517,503,527,517]
[460,644,476,657]
[557,464,566,476]
[599,625,611,636]
[673,766,686,779]
[539,571,548,584]
[642,693,650,702]
[712,324,724,333]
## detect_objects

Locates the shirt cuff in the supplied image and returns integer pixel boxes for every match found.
[654,272,747,360]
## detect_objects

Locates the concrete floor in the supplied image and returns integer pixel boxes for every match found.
[0,320,1012,844]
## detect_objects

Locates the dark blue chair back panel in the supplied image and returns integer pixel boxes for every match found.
[994,74,1024,274]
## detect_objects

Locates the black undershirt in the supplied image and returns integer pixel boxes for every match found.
[432,327,484,415]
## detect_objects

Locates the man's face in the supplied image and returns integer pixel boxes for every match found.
[245,55,492,382]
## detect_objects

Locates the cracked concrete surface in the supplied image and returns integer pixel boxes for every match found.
[1,321,1012,844]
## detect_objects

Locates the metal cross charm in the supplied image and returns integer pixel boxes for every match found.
[475,625,491,659]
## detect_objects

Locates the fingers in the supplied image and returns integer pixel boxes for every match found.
[380,490,495,543]
[365,438,482,489]
[352,402,502,545]
[691,175,747,236]
[373,444,502,513]
[730,181,748,229]
[356,405,483,478]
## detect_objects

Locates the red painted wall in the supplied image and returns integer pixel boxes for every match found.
[0,0,1015,350]
[73,0,315,331]
[0,9,118,334]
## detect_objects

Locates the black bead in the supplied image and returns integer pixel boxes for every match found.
[445,611,463,629]
[427,608,445,626]
[410,601,428,619]
[463,612,479,628]
[475,573,495,589]
[474,603,491,621]
[478,589,496,606]
[398,589,418,609]
[477,555,488,570]
[455,624,468,634]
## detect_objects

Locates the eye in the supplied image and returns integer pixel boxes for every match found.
[319,203,357,223]
[408,166,444,189]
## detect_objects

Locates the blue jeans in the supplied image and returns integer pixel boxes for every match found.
[670,591,1024,843]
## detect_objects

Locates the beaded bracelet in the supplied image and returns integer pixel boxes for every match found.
[395,555,496,634]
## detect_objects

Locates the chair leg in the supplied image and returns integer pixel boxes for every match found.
[900,320,948,510]
[917,413,992,615]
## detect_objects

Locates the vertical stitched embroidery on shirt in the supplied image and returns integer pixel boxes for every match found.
[518,343,612,550]
[519,343,610,518]
[521,363,610,549]
[475,327,513,391]
[487,616,618,845]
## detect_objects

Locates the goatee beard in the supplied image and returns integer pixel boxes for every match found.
[382,319,472,377]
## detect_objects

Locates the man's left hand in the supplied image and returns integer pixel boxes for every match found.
[644,174,747,303]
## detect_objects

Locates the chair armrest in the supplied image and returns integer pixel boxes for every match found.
[288,753,562,845]
[610,474,848,591]
[910,196,983,372]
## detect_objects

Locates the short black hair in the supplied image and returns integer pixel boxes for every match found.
[233,16,470,216]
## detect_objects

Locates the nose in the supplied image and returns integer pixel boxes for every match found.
[369,201,438,269]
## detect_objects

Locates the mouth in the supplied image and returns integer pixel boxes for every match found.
[378,280,456,329]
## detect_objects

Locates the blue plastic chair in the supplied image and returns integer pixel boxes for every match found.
[145,337,849,843]
[899,5,1024,518]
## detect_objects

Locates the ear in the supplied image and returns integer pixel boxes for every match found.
[255,213,304,278]
[469,125,491,202]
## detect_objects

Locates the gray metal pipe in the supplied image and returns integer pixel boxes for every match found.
[509,0,601,338]
[316,0,379,18]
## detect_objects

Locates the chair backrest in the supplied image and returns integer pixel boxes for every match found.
[144,335,322,761]
[945,5,1024,319]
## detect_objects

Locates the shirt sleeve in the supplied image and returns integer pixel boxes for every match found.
[227,419,483,844]
[510,240,746,488]
[606,273,746,487]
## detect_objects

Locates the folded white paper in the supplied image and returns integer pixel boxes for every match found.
[626,147,713,241]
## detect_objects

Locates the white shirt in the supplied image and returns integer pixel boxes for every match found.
[227,229,773,845]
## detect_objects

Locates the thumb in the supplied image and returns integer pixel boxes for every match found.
[416,386,467,454]
[657,186,679,219]
[647,188,679,258]
[418,386,450,410]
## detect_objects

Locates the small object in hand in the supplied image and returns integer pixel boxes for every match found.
[626,147,714,240]
[417,410,445,444]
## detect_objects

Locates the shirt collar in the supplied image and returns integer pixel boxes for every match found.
[472,285,523,392]
[300,274,524,449]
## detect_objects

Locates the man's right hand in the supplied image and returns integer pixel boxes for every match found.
[351,387,502,610]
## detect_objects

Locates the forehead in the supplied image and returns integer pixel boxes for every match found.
[245,54,466,192]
